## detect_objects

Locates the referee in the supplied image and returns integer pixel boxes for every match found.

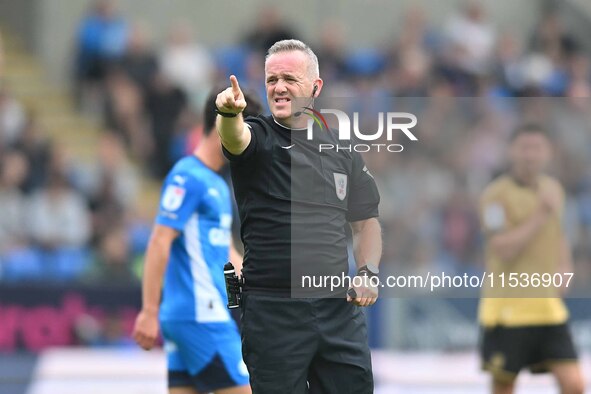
[478,125,584,394]
[216,39,381,393]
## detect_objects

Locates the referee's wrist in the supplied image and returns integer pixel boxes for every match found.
[215,107,241,118]
[357,264,379,278]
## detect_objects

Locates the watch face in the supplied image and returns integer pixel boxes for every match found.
[365,264,379,275]
[359,264,379,276]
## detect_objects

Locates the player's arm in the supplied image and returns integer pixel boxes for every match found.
[133,224,178,350]
[216,75,251,155]
[488,210,549,263]
[485,187,558,263]
[349,217,382,307]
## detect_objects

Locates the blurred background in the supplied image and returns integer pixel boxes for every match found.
[0,0,591,392]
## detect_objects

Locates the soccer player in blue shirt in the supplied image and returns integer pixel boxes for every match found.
[133,88,262,394]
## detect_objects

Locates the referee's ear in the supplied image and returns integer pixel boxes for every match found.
[312,79,323,98]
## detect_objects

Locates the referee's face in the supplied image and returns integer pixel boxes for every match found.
[265,51,316,125]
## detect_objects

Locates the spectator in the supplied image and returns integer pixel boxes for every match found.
[443,1,496,76]
[79,132,139,243]
[145,72,187,178]
[242,7,297,53]
[0,151,38,281]
[492,33,524,94]
[85,224,136,284]
[530,11,580,62]
[103,66,149,159]
[0,83,27,148]
[439,191,480,272]
[393,45,431,97]
[118,22,159,97]
[567,54,591,98]
[74,0,129,108]
[397,6,440,54]
[89,169,126,245]
[314,20,348,83]
[0,152,28,252]
[27,169,91,281]
[242,51,268,108]
[0,30,4,78]
[168,108,199,163]
[12,117,52,193]
[160,21,214,111]
[82,132,139,209]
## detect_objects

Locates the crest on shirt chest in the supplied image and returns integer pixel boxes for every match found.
[333,173,347,201]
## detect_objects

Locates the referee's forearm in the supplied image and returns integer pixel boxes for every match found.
[352,218,382,268]
[216,114,249,155]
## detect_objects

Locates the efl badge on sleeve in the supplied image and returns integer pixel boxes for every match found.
[333,173,348,201]
[162,185,186,211]
[483,203,506,232]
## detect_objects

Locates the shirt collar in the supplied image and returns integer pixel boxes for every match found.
[272,116,308,131]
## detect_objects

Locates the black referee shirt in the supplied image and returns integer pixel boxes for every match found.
[223,115,380,295]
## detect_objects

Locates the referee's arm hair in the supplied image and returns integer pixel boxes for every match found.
[349,218,382,306]
[215,75,252,155]
[133,224,179,350]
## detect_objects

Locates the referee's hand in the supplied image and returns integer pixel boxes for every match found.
[347,277,379,307]
[132,309,159,350]
[216,75,247,115]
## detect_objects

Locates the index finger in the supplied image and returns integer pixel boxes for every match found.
[229,75,241,96]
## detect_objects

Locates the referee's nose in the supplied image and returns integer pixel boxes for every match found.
[274,80,288,95]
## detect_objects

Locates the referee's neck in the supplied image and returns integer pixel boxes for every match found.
[272,115,307,131]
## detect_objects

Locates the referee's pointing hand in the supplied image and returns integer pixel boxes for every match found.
[216,75,247,115]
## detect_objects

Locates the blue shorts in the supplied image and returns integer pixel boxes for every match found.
[160,320,249,391]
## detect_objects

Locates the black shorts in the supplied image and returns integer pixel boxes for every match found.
[480,323,578,382]
[240,294,374,394]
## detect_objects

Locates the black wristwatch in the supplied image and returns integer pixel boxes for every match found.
[358,264,379,279]
[215,107,240,118]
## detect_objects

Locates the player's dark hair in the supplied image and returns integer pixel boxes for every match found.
[203,85,264,135]
[510,123,551,142]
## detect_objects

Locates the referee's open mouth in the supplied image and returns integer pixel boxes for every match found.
[274,97,291,104]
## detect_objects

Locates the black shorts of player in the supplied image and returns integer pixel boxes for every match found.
[168,354,238,392]
[480,323,578,382]
[240,294,374,394]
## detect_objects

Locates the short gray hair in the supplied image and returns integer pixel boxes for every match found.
[265,39,320,79]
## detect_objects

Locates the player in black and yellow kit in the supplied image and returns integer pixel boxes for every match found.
[478,125,585,394]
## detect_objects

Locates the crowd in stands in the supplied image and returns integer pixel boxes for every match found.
[1,0,591,289]
[0,103,143,282]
